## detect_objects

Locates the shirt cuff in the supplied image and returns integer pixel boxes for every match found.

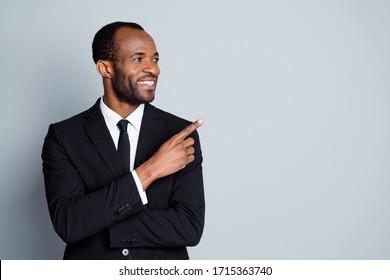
[131,170,148,205]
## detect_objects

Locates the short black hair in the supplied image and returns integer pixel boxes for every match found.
[92,21,144,64]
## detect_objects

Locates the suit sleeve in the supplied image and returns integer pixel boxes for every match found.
[42,124,145,244]
[109,130,205,248]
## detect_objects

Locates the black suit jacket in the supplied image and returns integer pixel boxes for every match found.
[42,99,205,259]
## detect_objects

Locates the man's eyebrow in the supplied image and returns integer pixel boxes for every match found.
[132,52,146,56]
[131,52,159,56]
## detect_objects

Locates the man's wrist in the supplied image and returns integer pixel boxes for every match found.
[135,160,159,190]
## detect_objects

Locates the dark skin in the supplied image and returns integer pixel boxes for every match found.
[96,27,203,190]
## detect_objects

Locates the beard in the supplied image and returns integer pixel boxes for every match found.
[112,66,156,105]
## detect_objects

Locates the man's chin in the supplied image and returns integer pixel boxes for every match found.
[115,92,155,105]
[137,91,155,103]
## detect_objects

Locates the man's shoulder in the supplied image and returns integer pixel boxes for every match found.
[146,103,191,125]
[146,103,193,133]
[52,100,99,129]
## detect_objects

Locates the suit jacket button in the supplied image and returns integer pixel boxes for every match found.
[125,203,131,210]
[122,249,129,256]
[129,239,138,247]
[114,211,120,217]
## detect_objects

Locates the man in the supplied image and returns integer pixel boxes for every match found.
[42,22,205,260]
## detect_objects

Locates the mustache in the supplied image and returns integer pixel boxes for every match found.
[137,74,158,81]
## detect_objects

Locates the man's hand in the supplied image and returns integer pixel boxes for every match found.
[136,119,204,190]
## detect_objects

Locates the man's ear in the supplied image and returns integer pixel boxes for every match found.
[96,60,113,79]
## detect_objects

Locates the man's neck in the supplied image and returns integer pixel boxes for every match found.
[102,94,139,119]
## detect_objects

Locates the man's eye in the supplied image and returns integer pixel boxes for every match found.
[133,57,142,62]
[154,58,160,63]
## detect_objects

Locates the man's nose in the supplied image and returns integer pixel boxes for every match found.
[143,60,160,76]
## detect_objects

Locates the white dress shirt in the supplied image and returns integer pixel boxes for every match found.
[99,97,148,205]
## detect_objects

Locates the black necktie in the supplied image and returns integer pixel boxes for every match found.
[117,119,130,170]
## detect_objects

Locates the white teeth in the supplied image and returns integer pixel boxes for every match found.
[138,81,155,86]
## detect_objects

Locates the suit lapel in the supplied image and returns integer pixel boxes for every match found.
[83,99,125,178]
[134,103,165,169]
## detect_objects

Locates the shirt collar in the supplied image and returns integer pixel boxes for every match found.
[99,97,144,131]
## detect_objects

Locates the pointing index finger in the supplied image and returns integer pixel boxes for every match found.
[177,119,204,140]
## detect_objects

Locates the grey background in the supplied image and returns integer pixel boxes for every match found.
[1,0,389,259]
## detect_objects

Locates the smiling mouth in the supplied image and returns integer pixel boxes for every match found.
[137,80,155,87]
